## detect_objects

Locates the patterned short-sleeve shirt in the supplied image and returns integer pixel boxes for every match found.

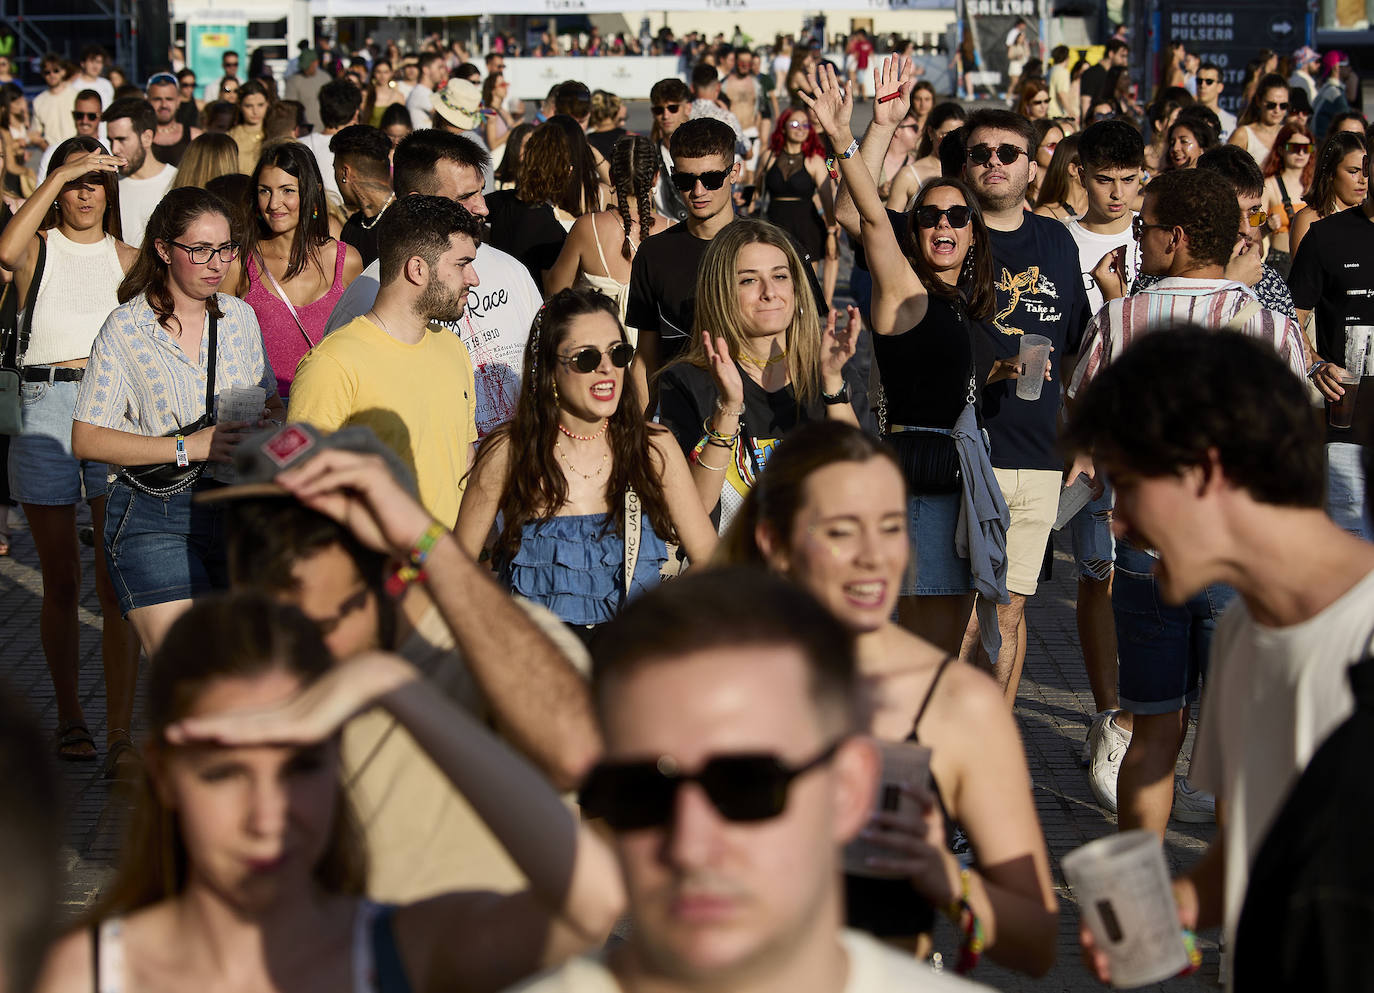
[74,293,277,437]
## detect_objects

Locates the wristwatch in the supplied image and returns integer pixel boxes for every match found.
[1306,360,1328,379]
[821,382,851,405]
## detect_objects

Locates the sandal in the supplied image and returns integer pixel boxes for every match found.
[102,735,141,781]
[0,529,10,556]
[55,721,98,762]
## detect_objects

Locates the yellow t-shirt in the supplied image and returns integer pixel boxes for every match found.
[289,316,477,528]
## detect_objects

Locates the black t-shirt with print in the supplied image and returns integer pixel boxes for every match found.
[977,213,1090,471]
[1288,205,1374,365]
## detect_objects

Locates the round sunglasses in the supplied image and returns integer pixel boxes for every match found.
[967,142,1027,166]
[558,342,635,373]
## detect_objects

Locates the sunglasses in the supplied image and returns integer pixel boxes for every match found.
[1197,77,1220,87]
[915,204,973,228]
[1263,101,1290,111]
[558,342,635,373]
[43,67,64,76]
[1285,142,1312,153]
[671,168,731,192]
[1030,98,1050,106]
[651,102,682,116]
[73,111,100,122]
[967,142,1026,166]
[1245,206,1269,227]
[786,119,811,129]
[579,741,842,831]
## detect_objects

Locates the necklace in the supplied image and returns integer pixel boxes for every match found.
[738,351,787,369]
[358,194,396,231]
[557,419,609,442]
[555,439,608,481]
[366,309,392,336]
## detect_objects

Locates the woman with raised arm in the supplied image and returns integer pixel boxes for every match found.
[457,288,717,648]
[716,421,1056,975]
[0,136,139,772]
[33,591,625,993]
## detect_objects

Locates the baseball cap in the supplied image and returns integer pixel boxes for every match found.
[1323,50,1349,74]
[431,77,483,131]
[298,47,321,68]
[1292,46,1319,67]
[195,422,417,503]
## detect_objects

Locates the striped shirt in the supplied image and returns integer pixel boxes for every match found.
[1069,277,1308,398]
[74,293,277,437]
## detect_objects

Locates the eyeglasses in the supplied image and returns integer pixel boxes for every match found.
[1245,205,1269,227]
[1284,142,1312,153]
[146,72,178,88]
[967,142,1027,166]
[786,119,811,129]
[1197,77,1220,87]
[1263,101,1290,111]
[1132,216,1172,239]
[557,342,635,373]
[671,168,731,192]
[651,102,682,116]
[915,204,973,228]
[578,741,842,831]
[73,111,100,122]
[168,240,241,264]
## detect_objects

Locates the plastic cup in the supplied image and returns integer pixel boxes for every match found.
[1328,371,1360,429]
[842,741,932,879]
[1063,830,1190,988]
[1015,334,1053,400]
[1344,325,1372,378]
[1053,473,1094,531]
[218,385,266,425]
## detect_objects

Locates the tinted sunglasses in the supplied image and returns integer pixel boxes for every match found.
[967,142,1026,166]
[651,102,682,116]
[915,204,973,228]
[1284,142,1312,153]
[73,111,100,122]
[1197,77,1220,87]
[672,168,731,192]
[786,119,811,129]
[579,741,841,831]
[1245,206,1269,227]
[558,341,635,373]
[1263,101,1290,111]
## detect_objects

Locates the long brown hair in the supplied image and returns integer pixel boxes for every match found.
[474,288,676,565]
[1307,131,1366,215]
[91,594,367,919]
[117,186,227,331]
[545,114,602,215]
[244,139,332,281]
[715,421,903,567]
[905,178,996,322]
[610,134,657,260]
[42,135,123,241]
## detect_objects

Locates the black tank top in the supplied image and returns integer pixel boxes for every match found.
[151,126,193,166]
[871,294,994,430]
[765,154,817,198]
[844,655,961,939]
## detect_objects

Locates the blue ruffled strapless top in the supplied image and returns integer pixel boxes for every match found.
[499,513,668,626]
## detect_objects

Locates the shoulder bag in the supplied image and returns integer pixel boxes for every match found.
[0,234,46,436]
[115,315,219,497]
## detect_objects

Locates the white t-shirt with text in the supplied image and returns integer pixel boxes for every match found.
[1066,213,1140,319]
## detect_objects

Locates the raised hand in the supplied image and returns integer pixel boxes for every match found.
[702,330,745,413]
[870,55,917,128]
[800,62,853,138]
[821,305,861,387]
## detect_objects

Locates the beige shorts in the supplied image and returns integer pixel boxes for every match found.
[993,467,1062,597]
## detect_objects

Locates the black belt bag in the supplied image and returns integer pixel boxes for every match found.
[116,315,218,498]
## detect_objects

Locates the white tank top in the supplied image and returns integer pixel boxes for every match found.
[24,228,124,366]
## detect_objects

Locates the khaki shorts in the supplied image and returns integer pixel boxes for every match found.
[992,467,1062,597]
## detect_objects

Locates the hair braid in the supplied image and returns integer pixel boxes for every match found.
[612,136,635,259]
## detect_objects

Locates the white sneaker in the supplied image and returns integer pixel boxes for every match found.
[1173,776,1216,823]
[1088,710,1132,814]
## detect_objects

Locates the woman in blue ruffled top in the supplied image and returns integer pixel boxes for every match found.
[457,288,717,646]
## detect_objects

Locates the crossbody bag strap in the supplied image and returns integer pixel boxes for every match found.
[1277,175,1295,220]
[204,313,218,416]
[1224,298,1264,332]
[18,233,46,368]
[623,487,642,598]
[257,252,317,349]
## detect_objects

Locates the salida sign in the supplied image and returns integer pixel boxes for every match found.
[1156,0,1310,115]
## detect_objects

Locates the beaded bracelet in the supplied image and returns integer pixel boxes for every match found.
[703,417,740,445]
[944,868,983,974]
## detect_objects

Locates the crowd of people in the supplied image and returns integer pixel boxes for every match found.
[0,21,1372,993]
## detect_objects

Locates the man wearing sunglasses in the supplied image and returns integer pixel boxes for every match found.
[291,195,481,531]
[32,54,75,150]
[146,72,201,167]
[958,108,1091,703]
[523,569,988,993]
[34,89,103,184]
[649,77,693,222]
[204,49,241,104]
[1193,63,1235,141]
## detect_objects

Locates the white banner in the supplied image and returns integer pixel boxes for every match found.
[313,0,950,14]
[501,55,681,100]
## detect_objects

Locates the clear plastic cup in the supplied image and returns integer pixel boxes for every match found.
[1329,370,1360,430]
[1053,473,1094,531]
[1063,830,1190,988]
[842,741,932,879]
[1016,334,1053,400]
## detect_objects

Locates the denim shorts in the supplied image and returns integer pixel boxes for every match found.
[1113,541,1236,715]
[7,378,108,506]
[103,479,228,616]
[1326,442,1372,541]
[900,490,973,597]
[1069,484,1116,582]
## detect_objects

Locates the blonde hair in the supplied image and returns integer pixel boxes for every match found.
[679,219,825,406]
[589,89,622,129]
[172,132,241,190]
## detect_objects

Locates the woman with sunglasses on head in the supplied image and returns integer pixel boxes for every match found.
[1230,72,1292,168]
[1287,130,1368,260]
[884,101,968,211]
[0,136,140,771]
[69,187,281,658]
[805,57,1016,657]
[714,421,1057,975]
[1259,123,1314,277]
[656,219,867,535]
[457,288,716,646]
[230,141,363,399]
[755,105,838,306]
[34,593,626,993]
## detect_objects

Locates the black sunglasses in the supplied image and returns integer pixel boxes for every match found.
[915,204,973,228]
[558,342,635,373]
[1264,101,1290,111]
[73,111,100,122]
[1197,77,1220,86]
[579,741,842,831]
[651,102,682,116]
[672,168,731,192]
[967,142,1027,166]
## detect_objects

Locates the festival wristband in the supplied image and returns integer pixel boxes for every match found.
[175,433,189,468]
[840,138,860,159]
[408,520,446,567]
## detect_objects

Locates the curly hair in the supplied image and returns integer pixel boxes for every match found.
[1144,167,1241,267]
[768,105,825,158]
[611,134,658,261]
[516,122,572,204]
[473,288,676,566]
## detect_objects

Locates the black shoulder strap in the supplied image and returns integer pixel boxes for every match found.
[1277,176,1295,220]
[90,923,100,993]
[910,655,958,740]
[17,233,46,369]
[204,313,218,416]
